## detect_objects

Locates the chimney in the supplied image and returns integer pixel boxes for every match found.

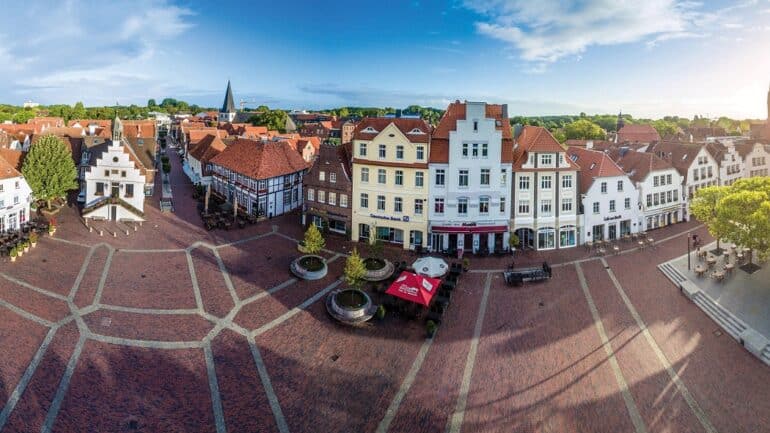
[586,140,593,149]
[501,104,508,119]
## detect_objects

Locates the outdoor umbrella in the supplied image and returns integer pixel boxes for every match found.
[412,256,449,278]
[385,271,441,307]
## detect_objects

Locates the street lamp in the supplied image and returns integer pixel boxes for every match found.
[687,231,692,271]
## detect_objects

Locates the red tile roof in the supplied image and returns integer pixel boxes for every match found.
[512,126,579,171]
[566,147,624,194]
[430,101,513,163]
[0,148,24,178]
[607,148,673,183]
[209,138,308,180]
[68,119,112,128]
[188,134,226,165]
[353,118,431,143]
[123,121,156,139]
[617,124,660,143]
[648,141,704,180]
[190,129,227,144]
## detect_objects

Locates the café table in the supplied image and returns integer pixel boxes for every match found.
[694,265,706,277]
[706,256,717,268]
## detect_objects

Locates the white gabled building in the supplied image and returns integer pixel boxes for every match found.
[650,141,719,220]
[82,118,147,222]
[608,148,684,231]
[736,141,770,178]
[511,126,580,250]
[0,149,32,232]
[704,140,743,187]
[428,101,513,254]
[567,147,640,244]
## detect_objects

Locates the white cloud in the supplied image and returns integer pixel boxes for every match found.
[463,0,723,63]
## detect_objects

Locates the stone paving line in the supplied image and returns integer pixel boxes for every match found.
[576,262,648,433]
[600,257,718,433]
[0,224,713,433]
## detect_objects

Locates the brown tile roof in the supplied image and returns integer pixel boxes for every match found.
[68,119,112,128]
[512,126,579,171]
[0,152,21,180]
[564,139,615,149]
[189,134,226,165]
[648,141,705,180]
[123,120,156,139]
[209,138,308,180]
[566,147,624,194]
[430,101,513,163]
[617,124,660,143]
[607,148,673,183]
[733,141,764,159]
[0,148,25,174]
[353,117,431,143]
[190,129,227,144]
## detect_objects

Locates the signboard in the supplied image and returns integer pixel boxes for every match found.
[369,214,410,223]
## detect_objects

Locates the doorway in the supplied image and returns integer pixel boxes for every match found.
[110,206,117,221]
[608,224,617,240]
[111,183,119,198]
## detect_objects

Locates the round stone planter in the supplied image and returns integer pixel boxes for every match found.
[362,258,395,282]
[326,288,376,324]
[290,255,328,280]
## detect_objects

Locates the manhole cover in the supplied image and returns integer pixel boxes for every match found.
[330,354,339,362]
[101,317,112,327]
[538,301,545,307]
[713,329,723,337]
[141,274,146,278]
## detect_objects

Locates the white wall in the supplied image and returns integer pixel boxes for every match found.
[581,175,641,244]
[637,168,684,230]
[84,140,146,221]
[0,176,32,232]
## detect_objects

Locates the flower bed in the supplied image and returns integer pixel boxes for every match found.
[362,258,395,282]
[325,288,375,324]
[290,255,328,280]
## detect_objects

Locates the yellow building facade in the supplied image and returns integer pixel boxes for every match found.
[351,118,431,250]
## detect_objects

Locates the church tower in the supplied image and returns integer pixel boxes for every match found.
[111,115,123,145]
[616,111,625,131]
[219,80,236,123]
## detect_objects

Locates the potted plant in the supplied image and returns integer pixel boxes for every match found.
[17,244,23,257]
[48,223,56,236]
[376,305,386,321]
[509,233,520,255]
[9,247,17,262]
[29,232,38,248]
[462,258,470,272]
[23,240,30,253]
[426,320,437,338]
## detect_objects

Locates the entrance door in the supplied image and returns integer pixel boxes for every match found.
[111,183,119,198]
[667,213,672,225]
[448,234,458,251]
[608,224,617,240]
[592,224,604,241]
[110,206,117,221]
[431,233,443,252]
[463,234,473,252]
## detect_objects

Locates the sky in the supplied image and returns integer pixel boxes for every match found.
[1,0,770,119]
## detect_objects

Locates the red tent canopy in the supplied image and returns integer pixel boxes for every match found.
[385,271,441,306]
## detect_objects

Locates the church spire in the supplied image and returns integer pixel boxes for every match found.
[222,80,235,114]
[112,115,123,144]
[617,110,625,131]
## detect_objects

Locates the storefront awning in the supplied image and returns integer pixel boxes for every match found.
[431,225,508,234]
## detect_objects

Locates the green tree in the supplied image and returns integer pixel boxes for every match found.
[718,178,770,267]
[690,186,730,253]
[21,135,78,210]
[72,102,87,120]
[249,109,288,132]
[302,224,325,255]
[651,120,680,138]
[344,247,366,289]
[563,119,605,140]
[12,109,36,124]
[147,99,157,108]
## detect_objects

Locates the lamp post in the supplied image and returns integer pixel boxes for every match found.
[687,231,692,271]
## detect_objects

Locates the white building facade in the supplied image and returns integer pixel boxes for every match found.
[428,102,512,254]
[511,126,580,250]
[0,153,33,232]
[738,142,770,178]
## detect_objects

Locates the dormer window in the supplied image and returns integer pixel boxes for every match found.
[473,121,478,132]
[362,126,377,133]
[408,128,424,134]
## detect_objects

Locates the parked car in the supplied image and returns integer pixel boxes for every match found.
[77,190,86,203]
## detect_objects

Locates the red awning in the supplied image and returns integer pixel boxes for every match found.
[385,271,441,307]
[430,225,508,234]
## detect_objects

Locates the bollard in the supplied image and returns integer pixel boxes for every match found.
[99,230,103,236]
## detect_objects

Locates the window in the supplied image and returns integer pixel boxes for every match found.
[707,166,713,178]
[654,194,659,206]
[462,143,468,157]
[104,170,109,177]
[359,143,367,157]
[328,192,336,205]
[625,197,631,209]
[378,144,386,159]
[96,182,104,196]
[396,145,404,160]
[0,184,3,192]
[434,198,445,214]
[435,169,445,186]
[395,170,403,186]
[378,169,386,184]
[361,167,369,183]
[415,172,424,187]
[541,154,553,165]
[654,176,660,186]
[340,194,348,208]
[673,190,678,201]
[562,198,572,212]
[541,200,552,215]
[667,174,672,184]
[519,176,530,190]
[500,169,507,186]
[318,190,326,203]
[482,143,488,157]
[693,169,699,181]
[121,171,126,178]
[319,171,325,181]
[500,196,506,213]
[541,175,552,189]
[458,197,468,215]
[518,200,530,214]
[458,170,469,187]
[667,191,672,202]
[414,199,423,215]
[472,143,479,157]
[330,173,336,183]
[609,200,616,212]
[479,196,489,214]
[360,193,369,208]
[646,194,652,207]
[416,146,424,160]
[307,188,314,201]
[480,169,490,186]
[473,121,478,131]
[593,202,600,213]
[562,175,572,189]
[13,196,19,205]
[394,197,403,213]
[377,195,386,211]
[0,199,3,207]
[601,182,607,194]
[617,180,623,192]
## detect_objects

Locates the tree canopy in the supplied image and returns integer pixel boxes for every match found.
[21,135,78,209]
[563,119,606,140]
[343,247,366,289]
[248,109,288,132]
[302,224,325,255]
[690,186,730,252]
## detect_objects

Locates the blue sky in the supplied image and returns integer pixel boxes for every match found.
[1,0,770,118]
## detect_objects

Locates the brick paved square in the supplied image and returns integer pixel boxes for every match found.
[100,251,196,309]
[0,278,71,323]
[189,247,235,318]
[2,238,89,297]
[0,309,49,405]
[72,245,111,309]
[83,310,214,342]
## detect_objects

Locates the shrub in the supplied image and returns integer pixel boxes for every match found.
[161,155,169,164]
[162,162,171,173]
[376,305,386,320]
[462,258,470,269]
[48,223,56,234]
[9,247,17,258]
[426,320,437,337]
[29,232,38,244]
[344,248,366,289]
[302,224,325,255]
